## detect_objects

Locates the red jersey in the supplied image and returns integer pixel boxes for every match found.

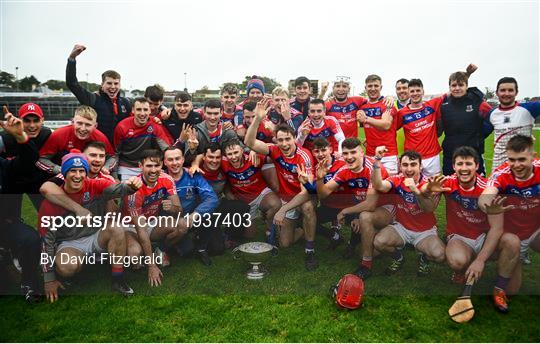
[303,116,344,152]
[221,153,268,203]
[208,124,224,143]
[325,96,367,139]
[124,172,176,219]
[237,120,274,143]
[386,174,438,231]
[320,157,347,209]
[394,97,444,158]
[39,124,114,162]
[487,159,540,240]
[331,157,387,208]
[38,178,115,235]
[443,174,489,239]
[360,98,398,156]
[268,144,314,202]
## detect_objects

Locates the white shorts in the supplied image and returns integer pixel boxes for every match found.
[380,204,396,218]
[381,155,398,175]
[281,199,301,220]
[118,166,142,181]
[448,233,486,254]
[421,154,442,177]
[520,228,540,260]
[390,222,438,248]
[126,225,155,237]
[57,230,103,255]
[248,187,273,219]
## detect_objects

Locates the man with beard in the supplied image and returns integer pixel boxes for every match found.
[66,44,131,143]
[394,79,410,110]
[163,147,222,266]
[114,98,172,180]
[316,138,387,278]
[39,150,142,301]
[37,106,116,175]
[162,91,203,147]
[221,139,281,244]
[326,76,393,139]
[296,99,345,154]
[479,135,540,313]
[372,150,446,277]
[421,147,496,284]
[245,98,318,271]
[357,75,398,175]
[487,77,540,170]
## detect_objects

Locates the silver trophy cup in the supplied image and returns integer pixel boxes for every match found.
[232,242,278,280]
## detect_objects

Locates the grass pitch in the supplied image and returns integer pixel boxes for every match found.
[0,132,539,342]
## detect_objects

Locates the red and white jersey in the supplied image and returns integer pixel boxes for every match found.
[268,144,314,202]
[221,153,268,203]
[487,159,540,240]
[394,96,444,158]
[360,98,398,156]
[124,172,176,219]
[326,96,368,138]
[442,174,489,239]
[320,157,347,209]
[302,116,344,152]
[208,124,224,144]
[386,174,438,231]
[38,178,115,235]
[331,157,387,208]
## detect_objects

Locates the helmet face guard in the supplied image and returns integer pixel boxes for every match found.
[332,274,364,310]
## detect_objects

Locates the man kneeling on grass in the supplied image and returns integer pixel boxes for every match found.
[38,150,142,302]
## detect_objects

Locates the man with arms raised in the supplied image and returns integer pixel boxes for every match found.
[66,44,131,143]
[479,135,540,313]
[245,99,318,270]
[38,105,115,176]
[39,150,142,301]
[372,149,446,276]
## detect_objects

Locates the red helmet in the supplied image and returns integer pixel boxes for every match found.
[332,274,364,310]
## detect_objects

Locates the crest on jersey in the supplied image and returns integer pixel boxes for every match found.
[128,129,134,136]
[147,125,154,133]
[82,191,91,203]
[504,116,510,123]
[121,105,127,113]
[466,105,473,112]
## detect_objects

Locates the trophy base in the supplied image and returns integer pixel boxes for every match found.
[246,263,267,280]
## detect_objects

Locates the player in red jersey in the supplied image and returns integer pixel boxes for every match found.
[478,135,540,313]
[235,101,279,193]
[114,97,172,180]
[123,150,183,286]
[221,139,281,242]
[245,98,318,271]
[220,84,243,126]
[37,105,115,175]
[296,99,345,153]
[372,150,445,277]
[393,79,444,177]
[394,78,410,110]
[421,147,496,285]
[357,75,398,175]
[325,76,393,139]
[38,150,142,301]
[316,138,389,278]
[310,137,346,249]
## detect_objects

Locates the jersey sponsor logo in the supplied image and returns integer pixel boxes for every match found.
[449,191,479,210]
[330,103,359,114]
[275,156,297,174]
[345,177,370,189]
[142,187,169,208]
[364,107,383,118]
[324,171,338,183]
[226,165,258,181]
[307,127,333,141]
[402,107,435,125]
[503,184,540,198]
[396,185,417,204]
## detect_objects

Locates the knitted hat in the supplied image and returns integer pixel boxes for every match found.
[61,149,89,177]
[246,77,265,95]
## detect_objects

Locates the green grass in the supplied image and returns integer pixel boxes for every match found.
[1,131,539,342]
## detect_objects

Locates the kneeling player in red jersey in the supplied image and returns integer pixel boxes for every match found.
[479,135,540,313]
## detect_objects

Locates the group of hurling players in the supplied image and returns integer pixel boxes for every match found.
[0,45,538,315]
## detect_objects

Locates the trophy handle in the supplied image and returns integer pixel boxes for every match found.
[232,247,241,259]
[271,246,279,257]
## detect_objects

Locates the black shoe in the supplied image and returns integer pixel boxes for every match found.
[342,244,355,259]
[385,257,404,275]
[417,254,430,277]
[21,285,42,304]
[328,236,344,250]
[305,251,319,271]
[197,250,212,266]
[353,265,372,280]
[112,279,134,297]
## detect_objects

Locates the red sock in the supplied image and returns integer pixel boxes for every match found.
[361,258,373,270]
